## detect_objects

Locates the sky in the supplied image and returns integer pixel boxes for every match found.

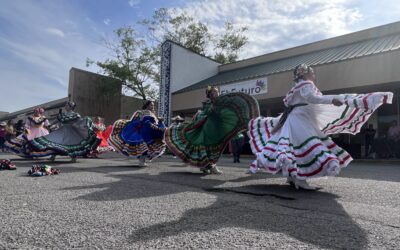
[0,0,399,112]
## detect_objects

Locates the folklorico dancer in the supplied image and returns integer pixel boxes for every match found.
[27,101,101,162]
[108,100,166,166]
[247,64,393,190]
[4,107,50,157]
[90,116,114,156]
[165,86,260,174]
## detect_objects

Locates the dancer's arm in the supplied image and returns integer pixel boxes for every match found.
[145,118,165,131]
[300,84,344,106]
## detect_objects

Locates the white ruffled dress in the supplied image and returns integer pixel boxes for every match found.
[248,80,393,179]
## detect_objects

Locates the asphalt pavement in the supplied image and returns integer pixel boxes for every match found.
[0,152,399,249]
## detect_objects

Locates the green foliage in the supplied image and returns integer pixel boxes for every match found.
[88,8,248,101]
[87,26,159,101]
[214,22,249,64]
[141,8,248,64]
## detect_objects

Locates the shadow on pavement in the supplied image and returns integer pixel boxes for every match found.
[61,171,224,201]
[62,169,367,249]
[128,182,367,249]
[61,164,145,174]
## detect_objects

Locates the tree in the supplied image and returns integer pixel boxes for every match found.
[87,9,248,101]
[87,26,159,101]
[214,22,248,64]
[141,8,248,64]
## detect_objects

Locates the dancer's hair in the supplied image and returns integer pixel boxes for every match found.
[94,116,103,122]
[66,101,76,110]
[293,64,314,83]
[206,86,219,98]
[34,107,45,115]
[142,100,153,110]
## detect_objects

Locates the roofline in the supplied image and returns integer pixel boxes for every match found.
[162,40,221,64]
[219,21,400,72]
[173,45,400,94]
[0,97,69,121]
[70,67,122,82]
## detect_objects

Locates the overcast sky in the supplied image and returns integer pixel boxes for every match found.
[1,0,399,112]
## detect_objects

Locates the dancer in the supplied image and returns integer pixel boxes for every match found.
[165,86,259,174]
[4,108,49,157]
[27,101,100,162]
[90,116,114,157]
[248,64,393,190]
[108,100,166,166]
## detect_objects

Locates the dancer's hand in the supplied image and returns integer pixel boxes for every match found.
[332,98,343,106]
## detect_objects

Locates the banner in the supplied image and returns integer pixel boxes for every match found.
[220,77,267,96]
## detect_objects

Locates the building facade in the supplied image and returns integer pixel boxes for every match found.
[0,68,144,125]
[159,22,400,158]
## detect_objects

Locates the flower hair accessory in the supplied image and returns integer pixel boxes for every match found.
[206,85,218,91]
[293,64,314,82]
[66,101,76,109]
[206,85,219,98]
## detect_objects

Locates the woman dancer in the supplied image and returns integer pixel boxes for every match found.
[4,108,49,157]
[248,64,393,190]
[108,100,166,166]
[28,101,100,162]
[90,116,114,156]
[165,86,259,174]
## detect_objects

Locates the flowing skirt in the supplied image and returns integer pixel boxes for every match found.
[108,117,166,159]
[26,127,49,140]
[27,117,101,157]
[4,127,49,157]
[95,125,114,153]
[248,92,393,179]
[165,92,260,167]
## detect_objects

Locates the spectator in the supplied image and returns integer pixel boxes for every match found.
[364,124,376,158]
[0,122,6,152]
[230,132,245,163]
[170,116,185,158]
[387,120,400,158]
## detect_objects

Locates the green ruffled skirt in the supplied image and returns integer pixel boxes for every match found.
[165,92,259,167]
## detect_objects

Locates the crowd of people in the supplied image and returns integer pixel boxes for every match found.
[362,120,400,159]
[0,63,394,190]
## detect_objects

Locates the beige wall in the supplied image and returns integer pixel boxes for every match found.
[2,68,152,125]
[172,51,400,112]
[68,68,122,124]
[120,96,144,120]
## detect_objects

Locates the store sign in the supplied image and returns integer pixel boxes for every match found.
[220,77,268,96]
